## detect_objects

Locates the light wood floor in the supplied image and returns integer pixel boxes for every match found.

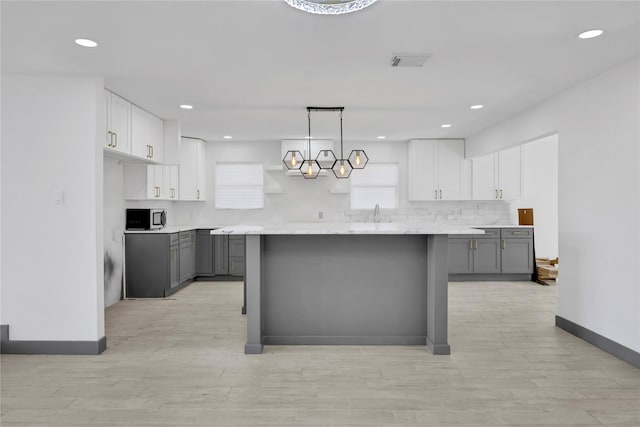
[1,281,639,426]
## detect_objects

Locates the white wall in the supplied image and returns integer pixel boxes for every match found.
[467,58,640,352]
[520,134,559,259]
[1,74,105,341]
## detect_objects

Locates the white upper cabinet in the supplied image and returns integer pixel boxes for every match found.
[123,164,178,200]
[471,145,522,200]
[162,165,179,200]
[179,137,206,201]
[408,139,470,201]
[131,105,164,163]
[104,90,131,155]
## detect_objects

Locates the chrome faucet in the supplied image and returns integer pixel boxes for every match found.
[373,203,380,223]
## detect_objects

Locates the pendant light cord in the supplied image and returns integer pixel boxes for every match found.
[339,110,344,159]
[307,110,311,160]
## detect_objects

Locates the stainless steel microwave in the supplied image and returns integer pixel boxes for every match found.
[125,209,166,230]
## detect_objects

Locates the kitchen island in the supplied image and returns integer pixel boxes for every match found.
[212,223,483,355]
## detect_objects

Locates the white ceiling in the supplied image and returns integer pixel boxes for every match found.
[2,1,639,145]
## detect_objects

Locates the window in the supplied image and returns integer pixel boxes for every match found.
[350,163,399,209]
[215,163,264,209]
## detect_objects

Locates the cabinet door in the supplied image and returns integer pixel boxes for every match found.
[408,139,439,200]
[438,139,467,200]
[472,154,498,200]
[501,238,533,273]
[145,165,163,199]
[131,105,163,162]
[169,245,180,288]
[473,239,501,273]
[109,93,131,155]
[214,235,229,275]
[196,231,214,275]
[161,165,179,200]
[229,258,245,276]
[104,90,112,149]
[195,140,206,200]
[498,146,522,200]
[179,138,199,201]
[448,239,473,274]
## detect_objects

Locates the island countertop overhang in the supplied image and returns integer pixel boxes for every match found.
[210,222,487,235]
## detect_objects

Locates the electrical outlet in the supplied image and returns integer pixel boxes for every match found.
[54,190,65,205]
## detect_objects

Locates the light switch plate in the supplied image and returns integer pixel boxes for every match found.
[54,190,65,205]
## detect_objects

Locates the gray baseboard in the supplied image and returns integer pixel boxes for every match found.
[426,337,451,355]
[0,325,106,355]
[555,316,640,368]
[244,343,263,354]
[449,273,532,282]
[262,335,428,346]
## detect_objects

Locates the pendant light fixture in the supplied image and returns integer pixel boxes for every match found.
[289,106,366,178]
[300,109,321,179]
[332,109,353,179]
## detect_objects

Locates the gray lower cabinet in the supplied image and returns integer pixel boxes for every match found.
[179,230,196,284]
[228,236,245,276]
[500,228,534,274]
[196,229,214,276]
[214,235,229,275]
[449,227,533,280]
[126,232,180,298]
[125,229,245,298]
[449,229,500,274]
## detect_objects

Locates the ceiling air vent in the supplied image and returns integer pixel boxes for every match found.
[391,54,430,67]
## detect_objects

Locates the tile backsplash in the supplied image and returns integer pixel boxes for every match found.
[343,201,517,225]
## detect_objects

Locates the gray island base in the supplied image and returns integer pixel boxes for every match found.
[212,223,484,355]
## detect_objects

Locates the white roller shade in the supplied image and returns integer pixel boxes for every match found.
[350,163,399,209]
[215,163,264,209]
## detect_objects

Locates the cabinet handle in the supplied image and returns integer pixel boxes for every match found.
[468,240,472,250]
[197,189,200,199]
[107,131,112,147]
[495,189,498,199]
[150,145,154,159]
[439,189,442,199]
[512,231,523,235]
[113,132,117,148]
[435,190,438,200]
[502,239,506,250]
[474,240,478,250]
[500,189,503,199]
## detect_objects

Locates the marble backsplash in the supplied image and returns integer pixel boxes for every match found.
[340,201,517,225]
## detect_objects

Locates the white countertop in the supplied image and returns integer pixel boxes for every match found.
[210,222,487,235]
[471,224,534,228]
[124,223,533,235]
[124,225,221,234]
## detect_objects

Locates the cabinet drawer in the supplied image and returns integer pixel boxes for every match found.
[502,228,532,239]
[169,233,179,246]
[474,228,500,238]
[179,230,195,243]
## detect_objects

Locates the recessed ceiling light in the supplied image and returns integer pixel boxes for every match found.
[377,136,386,139]
[223,135,232,139]
[180,104,193,110]
[304,136,313,139]
[441,124,452,128]
[75,38,98,48]
[578,29,604,39]
[470,104,484,110]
